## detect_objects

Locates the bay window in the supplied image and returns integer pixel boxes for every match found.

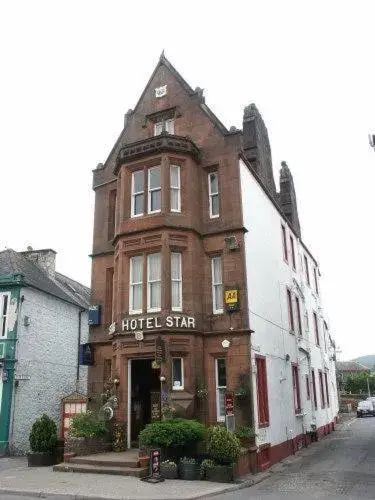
[129,256,143,314]
[171,252,182,311]
[148,166,161,213]
[170,165,181,212]
[147,253,161,312]
[215,358,227,421]
[211,256,223,314]
[131,170,144,217]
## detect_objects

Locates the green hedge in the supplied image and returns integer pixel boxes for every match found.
[139,418,205,449]
[29,414,57,453]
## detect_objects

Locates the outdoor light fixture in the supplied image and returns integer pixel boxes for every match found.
[222,339,231,349]
[113,377,120,386]
[159,375,166,383]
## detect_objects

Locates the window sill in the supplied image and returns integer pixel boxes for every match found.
[129,310,143,316]
[209,214,220,219]
[172,387,184,391]
[213,310,224,316]
[147,309,161,314]
[295,412,305,417]
[130,213,144,218]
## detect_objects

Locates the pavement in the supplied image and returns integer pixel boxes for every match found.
[0,413,364,500]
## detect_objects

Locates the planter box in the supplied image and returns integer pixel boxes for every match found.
[161,464,178,479]
[64,436,111,457]
[206,464,234,483]
[27,452,58,467]
[178,462,199,480]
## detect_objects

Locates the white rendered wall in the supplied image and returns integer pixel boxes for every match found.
[10,287,88,454]
[239,159,338,450]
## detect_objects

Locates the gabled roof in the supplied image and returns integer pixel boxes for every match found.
[0,249,90,309]
[100,53,228,171]
[336,361,371,373]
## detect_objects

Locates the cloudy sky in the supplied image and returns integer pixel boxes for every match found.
[1,1,374,360]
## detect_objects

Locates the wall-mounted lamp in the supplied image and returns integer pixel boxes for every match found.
[222,339,231,349]
[113,377,120,386]
[159,375,166,383]
[285,354,290,362]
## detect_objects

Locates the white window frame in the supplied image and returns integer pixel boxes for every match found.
[172,357,184,391]
[1,292,10,339]
[148,166,161,214]
[147,253,161,313]
[154,121,163,136]
[129,256,143,315]
[208,172,220,218]
[170,165,181,213]
[131,170,144,218]
[171,252,182,312]
[215,358,226,422]
[165,118,175,134]
[211,256,223,314]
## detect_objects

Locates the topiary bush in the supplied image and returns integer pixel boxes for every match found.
[139,418,205,455]
[29,414,57,454]
[206,425,241,465]
[69,411,108,438]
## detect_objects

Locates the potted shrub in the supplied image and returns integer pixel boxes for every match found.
[206,426,241,482]
[178,457,199,480]
[27,414,58,467]
[200,458,215,480]
[234,426,256,448]
[138,418,205,461]
[160,460,178,479]
[65,411,110,456]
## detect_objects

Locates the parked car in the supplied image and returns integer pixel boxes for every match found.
[357,400,374,418]
[366,397,375,412]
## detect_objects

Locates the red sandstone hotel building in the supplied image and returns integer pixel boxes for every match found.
[89,54,338,467]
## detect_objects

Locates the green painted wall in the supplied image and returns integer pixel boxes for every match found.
[0,278,21,455]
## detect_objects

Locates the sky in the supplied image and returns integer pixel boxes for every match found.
[0,1,374,360]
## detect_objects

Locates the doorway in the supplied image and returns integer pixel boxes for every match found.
[129,359,160,447]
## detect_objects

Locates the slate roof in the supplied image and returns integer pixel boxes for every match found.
[0,249,90,309]
[336,361,371,373]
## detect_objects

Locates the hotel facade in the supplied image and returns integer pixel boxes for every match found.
[88,54,338,468]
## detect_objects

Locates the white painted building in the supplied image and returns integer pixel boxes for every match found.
[0,249,90,455]
[240,156,338,469]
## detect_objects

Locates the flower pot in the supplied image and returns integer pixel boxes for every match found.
[161,464,178,479]
[27,452,57,467]
[178,462,199,480]
[206,464,234,483]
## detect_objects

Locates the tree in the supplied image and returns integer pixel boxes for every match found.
[344,373,375,394]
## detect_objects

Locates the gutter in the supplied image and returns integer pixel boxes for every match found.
[76,308,85,386]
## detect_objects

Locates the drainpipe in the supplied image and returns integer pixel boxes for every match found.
[76,308,85,388]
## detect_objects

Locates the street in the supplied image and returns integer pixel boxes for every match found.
[212,416,375,499]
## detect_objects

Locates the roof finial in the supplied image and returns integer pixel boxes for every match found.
[160,49,165,61]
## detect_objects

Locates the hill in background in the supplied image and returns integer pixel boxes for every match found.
[351,355,375,369]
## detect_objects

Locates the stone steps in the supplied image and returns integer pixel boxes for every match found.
[70,456,140,468]
[53,462,148,477]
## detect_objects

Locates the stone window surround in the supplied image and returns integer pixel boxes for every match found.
[128,156,184,219]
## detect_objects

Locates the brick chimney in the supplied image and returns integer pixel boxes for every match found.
[21,248,57,279]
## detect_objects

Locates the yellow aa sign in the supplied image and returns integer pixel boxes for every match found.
[225,290,238,304]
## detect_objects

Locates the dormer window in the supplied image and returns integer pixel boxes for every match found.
[154,118,175,136]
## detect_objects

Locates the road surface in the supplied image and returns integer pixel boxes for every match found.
[212,415,375,499]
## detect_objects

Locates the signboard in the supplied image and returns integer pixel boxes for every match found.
[88,305,101,326]
[141,448,165,483]
[79,343,94,366]
[150,392,161,421]
[225,392,234,416]
[155,336,166,364]
[121,315,195,332]
[225,288,240,312]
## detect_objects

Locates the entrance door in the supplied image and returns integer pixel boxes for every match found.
[130,359,160,446]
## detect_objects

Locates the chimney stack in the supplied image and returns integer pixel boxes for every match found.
[279,162,301,237]
[21,248,57,279]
